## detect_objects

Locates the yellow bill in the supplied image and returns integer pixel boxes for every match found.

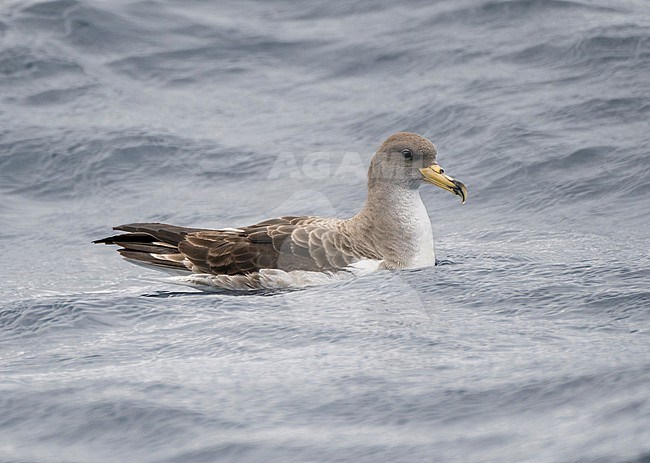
[420,164,468,204]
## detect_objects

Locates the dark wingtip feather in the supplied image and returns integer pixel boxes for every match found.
[117,249,188,270]
[93,233,157,245]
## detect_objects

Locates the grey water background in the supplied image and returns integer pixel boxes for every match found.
[1,0,649,461]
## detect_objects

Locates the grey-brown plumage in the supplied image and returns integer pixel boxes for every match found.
[94,132,467,289]
[95,216,369,276]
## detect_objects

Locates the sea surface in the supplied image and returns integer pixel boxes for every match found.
[1,0,649,462]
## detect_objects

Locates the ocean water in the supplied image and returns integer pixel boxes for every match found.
[1,0,649,461]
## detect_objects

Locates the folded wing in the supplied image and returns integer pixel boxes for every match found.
[94,216,364,275]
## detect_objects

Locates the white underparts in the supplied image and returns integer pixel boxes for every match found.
[170,259,384,291]
[405,191,436,268]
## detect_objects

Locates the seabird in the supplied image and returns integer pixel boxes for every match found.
[94,132,467,290]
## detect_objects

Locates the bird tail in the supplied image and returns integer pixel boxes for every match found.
[93,222,206,273]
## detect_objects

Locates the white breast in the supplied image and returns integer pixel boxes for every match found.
[403,195,435,268]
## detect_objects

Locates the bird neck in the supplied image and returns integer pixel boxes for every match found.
[348,182,435,268]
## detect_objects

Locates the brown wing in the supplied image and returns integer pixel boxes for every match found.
[95,217,365,276]
[178,216,361,275]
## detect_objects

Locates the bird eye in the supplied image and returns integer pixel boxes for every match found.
[401,149,413,160]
